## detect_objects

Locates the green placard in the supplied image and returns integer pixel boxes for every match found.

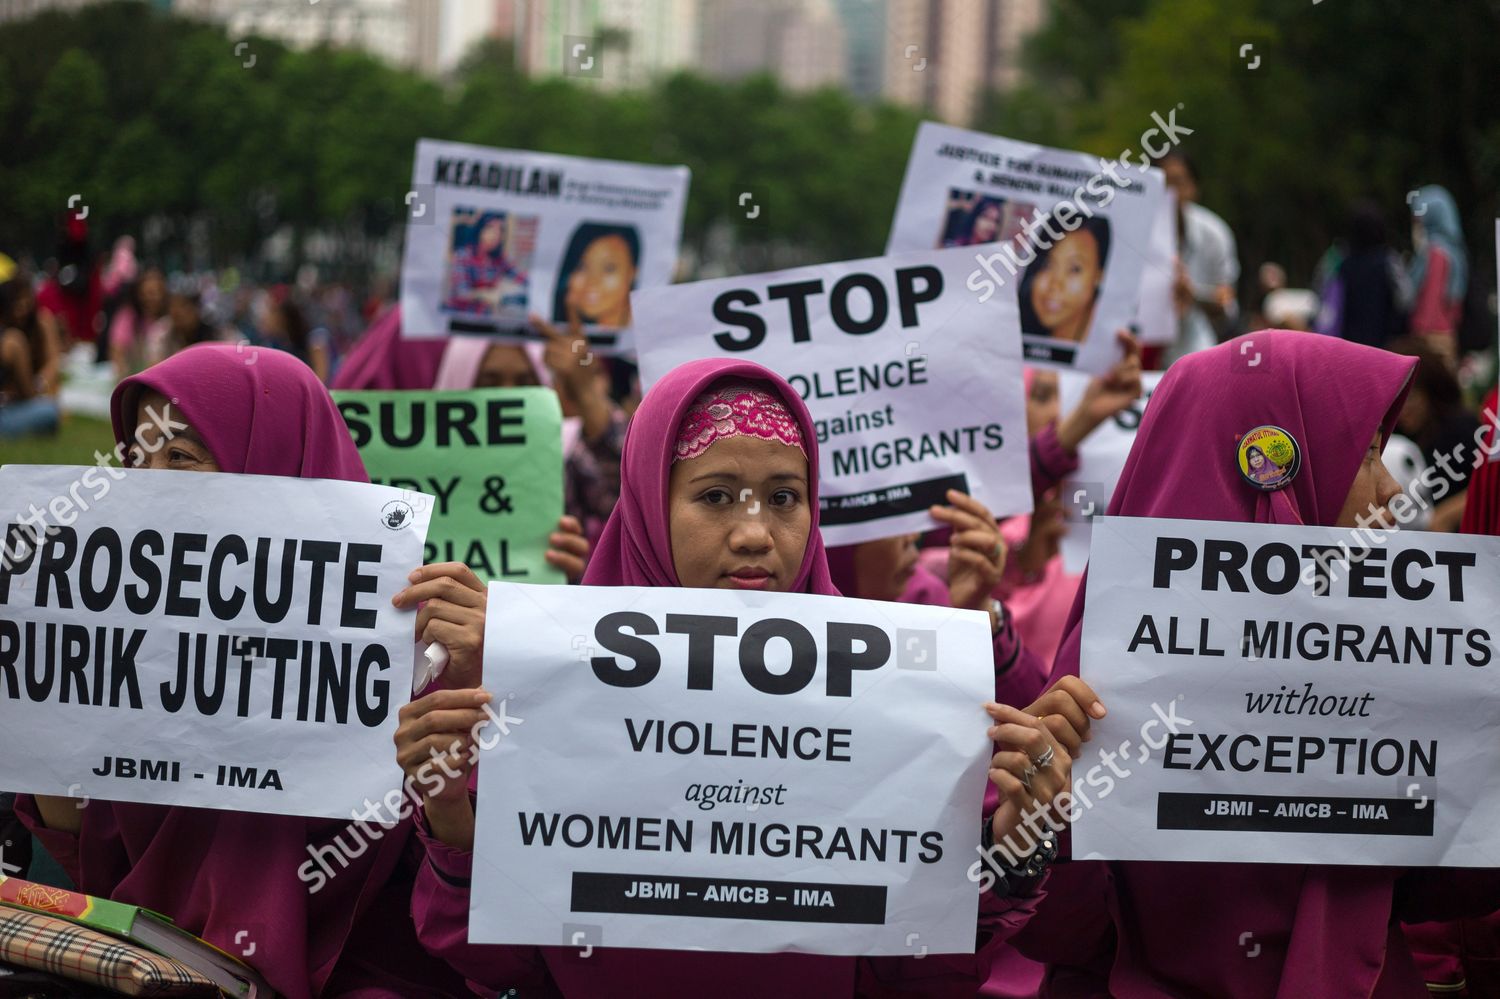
[334,387,565,584]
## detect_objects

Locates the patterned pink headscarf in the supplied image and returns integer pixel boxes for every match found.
[673,380,806,463]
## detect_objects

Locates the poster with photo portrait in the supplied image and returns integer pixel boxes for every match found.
[402,139,689,353]
[888,122,1165,373]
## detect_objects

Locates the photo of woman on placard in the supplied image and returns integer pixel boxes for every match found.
[551,222,640,329]
[1018,216,1112,344]
[443,208,535,317]
[938,190,1035,248]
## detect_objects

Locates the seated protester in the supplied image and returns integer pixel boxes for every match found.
[1388,335,1480,531]
[825,491,1051,708]
[1010,330,1500,996]
[164,289,225,357]
[1403,398,1500,996]
[330,305,447,391]
[0,274,62,439]
[13,344,580,999]
[392,358,1104,998]
[109,266,172,378]
[430,309,628,556]
[917,337,1144,672]
[256,290,331,384]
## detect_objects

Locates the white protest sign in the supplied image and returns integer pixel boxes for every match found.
[886,122,1165,374]
[631,247,1031,546]
[1056,369,1164,573]
[1135,190,1178,345]
[469,583,994,954]
[400,138,689,352]
[1073,516,1500,867]
[0,465,429,819]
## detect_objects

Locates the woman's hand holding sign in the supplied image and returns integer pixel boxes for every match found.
[984,703,1072,848]
[930,489,1007,626]
[393,562,488,690]
[1024,675,1107,756]
[544,514,591,582]
[981,678,1106,871]
[395,688,491,852]
[1057,330,1144,452]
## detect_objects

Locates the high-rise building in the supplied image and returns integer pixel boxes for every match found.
[501,0,698,89]
[880,0,1043,124]
[172,0,416,68]
[698,0,846,92]
[835,0,885,101]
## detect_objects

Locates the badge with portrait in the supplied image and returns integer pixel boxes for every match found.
[400,138,690,353]
[886,122,1166,374]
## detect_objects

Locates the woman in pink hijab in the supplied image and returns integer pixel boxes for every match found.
[391,357,1100,997]
[1010,330,1500,996]
[16,344,467,997]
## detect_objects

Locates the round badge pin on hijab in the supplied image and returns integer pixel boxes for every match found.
[1237,425,1301,492]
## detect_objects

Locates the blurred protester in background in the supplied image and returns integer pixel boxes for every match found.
[36,214,101,351]
[108,265,170,378]
[1314,200,1409,347]
[1243,261,1285,332]
[1388,335,1480,531]
[1406,185,1468,367]
[1154,149,1239,360]
[257,288,330,382]
[0,269,62,438]
[165,284,226,355]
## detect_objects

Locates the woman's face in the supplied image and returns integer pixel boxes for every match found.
[139,272,166,314]
[569,235,636,326]
[475,345,540,389]
[1025,371,1060,435]
[479,218,504,252]
[168,295,199,333]
[668,435,811,591]
[1335,432,1401,528]
[1030,229,1102,340]
[851,534,920,602]
[1247,447,1266,470]
[129,389,220,472]
[971,203,1002,244]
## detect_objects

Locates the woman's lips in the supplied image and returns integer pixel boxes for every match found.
[726,568,772,590]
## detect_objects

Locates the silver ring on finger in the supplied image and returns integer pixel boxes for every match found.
[1032,745,1056,770]
[1020,764,1038,791]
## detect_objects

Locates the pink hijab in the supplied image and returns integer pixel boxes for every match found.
[111,343,368,480]
[330,304,447,391]
[582,357,838,595]
[20,343,462,998]
[1018,331,1423,996]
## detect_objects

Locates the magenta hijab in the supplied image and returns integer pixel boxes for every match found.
[27,344,461,998]
[1031,331,1421,996]
[582,357,838,595]
[111,343,368,481]
[329,304,448,391]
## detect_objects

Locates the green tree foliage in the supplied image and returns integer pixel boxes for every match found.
[982,0,1500,290]
[2,0,1495,295]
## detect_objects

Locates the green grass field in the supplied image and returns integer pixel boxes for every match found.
[2,415,117,467]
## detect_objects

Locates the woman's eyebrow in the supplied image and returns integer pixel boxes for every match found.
[688,471,738,483]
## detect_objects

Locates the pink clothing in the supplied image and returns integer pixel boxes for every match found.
[330,305,447,391]
[825,550,1050,709]
[20,344,464,998]
[1013,331,1500,996]
[1410,247,1462,336]
[994,514,1080,680]
[411,358,1042,996]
